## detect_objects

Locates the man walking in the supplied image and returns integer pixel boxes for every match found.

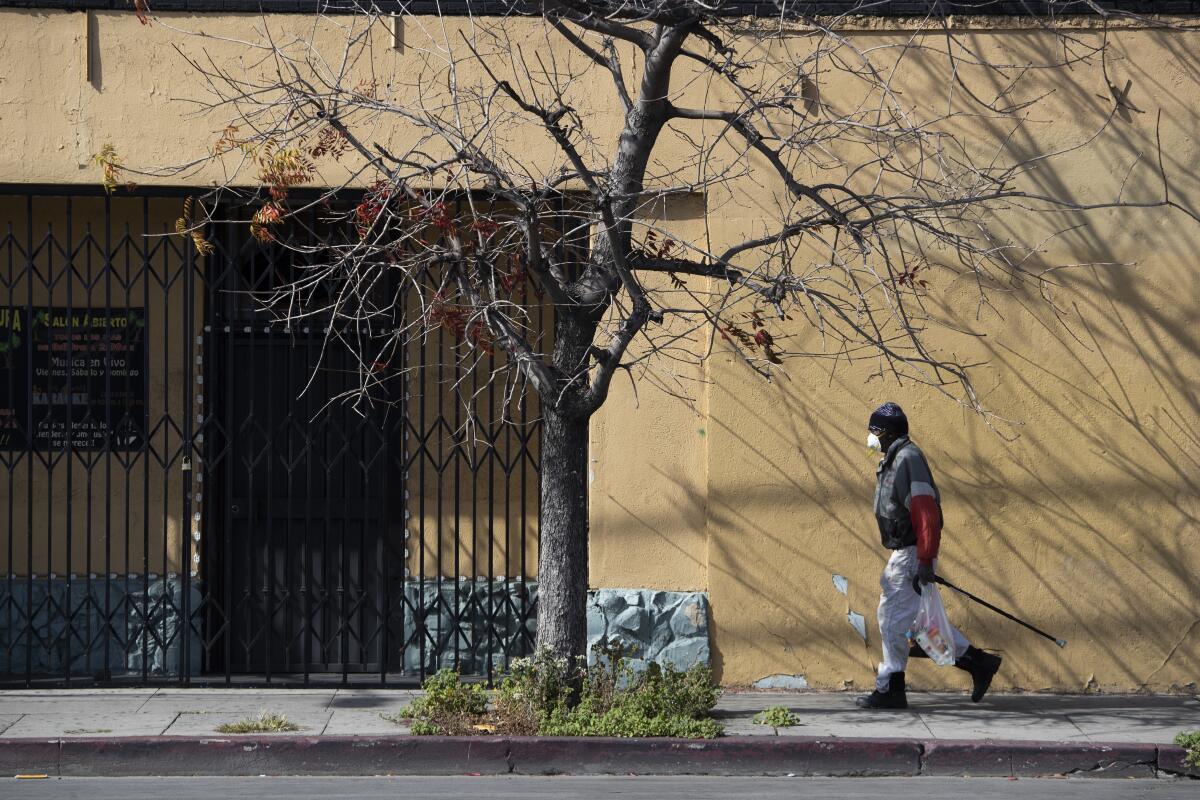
[856,402,1002,709]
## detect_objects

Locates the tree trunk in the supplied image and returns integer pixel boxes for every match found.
[536,405,590,666]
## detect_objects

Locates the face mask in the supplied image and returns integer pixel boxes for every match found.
[867,432,883,453]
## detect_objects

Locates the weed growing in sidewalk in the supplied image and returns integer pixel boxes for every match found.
[386,668,490,735]
[215,711,301,734]
[1175,730,1200,767]
[753,706,801,727]
[389,643,723,738]
[532,644,722,738]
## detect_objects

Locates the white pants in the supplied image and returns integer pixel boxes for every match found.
[875,546,971,691]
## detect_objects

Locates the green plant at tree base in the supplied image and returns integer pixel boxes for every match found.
[384,668,490,736]
[505,641,722,738]
[1175,730,1200,767]
[753,706,801,728]
[408,719,444,735]
[391,642,724,738]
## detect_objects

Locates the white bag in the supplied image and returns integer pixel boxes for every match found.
[910,583,956,666]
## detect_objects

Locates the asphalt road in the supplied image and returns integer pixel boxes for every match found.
[1,776,1194,799]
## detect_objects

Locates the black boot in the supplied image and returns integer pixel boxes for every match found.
[955,646,1002,702]
[855,672,907,709]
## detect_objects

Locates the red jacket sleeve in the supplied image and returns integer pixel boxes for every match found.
[910,495,942,564]
[897,451,942,564]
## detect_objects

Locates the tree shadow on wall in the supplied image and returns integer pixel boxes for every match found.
[598,27,1200,693]
[912,30,1200,691]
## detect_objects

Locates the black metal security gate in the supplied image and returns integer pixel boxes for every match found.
[0,188,541,687]
[209,326,401,676]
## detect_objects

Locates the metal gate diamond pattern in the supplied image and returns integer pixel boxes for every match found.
[0,189,542,687]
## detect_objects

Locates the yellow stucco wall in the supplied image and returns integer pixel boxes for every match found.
[0,9,1195,691]
[686,27,1200,693]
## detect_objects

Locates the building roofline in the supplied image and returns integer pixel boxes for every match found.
[1,0,1196,17]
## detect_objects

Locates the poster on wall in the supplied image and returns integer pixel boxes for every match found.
[0,307,147,451]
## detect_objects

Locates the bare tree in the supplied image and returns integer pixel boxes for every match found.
[131,0,1196,669]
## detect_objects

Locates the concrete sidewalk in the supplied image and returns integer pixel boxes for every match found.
[0,688,1194,743]
[0,688,1195,778]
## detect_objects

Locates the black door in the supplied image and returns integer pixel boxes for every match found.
[206,226,406,676]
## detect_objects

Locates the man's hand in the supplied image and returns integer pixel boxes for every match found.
[917,561,936,586]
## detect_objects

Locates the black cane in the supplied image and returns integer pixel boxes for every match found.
[934,576,1067,648]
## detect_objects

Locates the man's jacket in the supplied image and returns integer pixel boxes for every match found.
[874,436,942,565]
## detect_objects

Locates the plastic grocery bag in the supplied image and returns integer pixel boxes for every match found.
[909,583,956,666]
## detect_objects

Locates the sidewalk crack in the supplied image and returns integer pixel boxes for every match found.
[0,713,25,737]
[160,711,182,735]
[1156,745,1200,779]
[1061,712,1090,741]
[135,688,160,714]
[1061,757,1156,776]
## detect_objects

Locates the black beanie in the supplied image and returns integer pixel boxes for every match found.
[869,402,908,437]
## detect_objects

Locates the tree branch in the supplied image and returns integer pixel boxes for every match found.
[549,19,633,112]
[541,0,654,49]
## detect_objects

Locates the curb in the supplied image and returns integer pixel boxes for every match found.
[0,735,1194,779]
